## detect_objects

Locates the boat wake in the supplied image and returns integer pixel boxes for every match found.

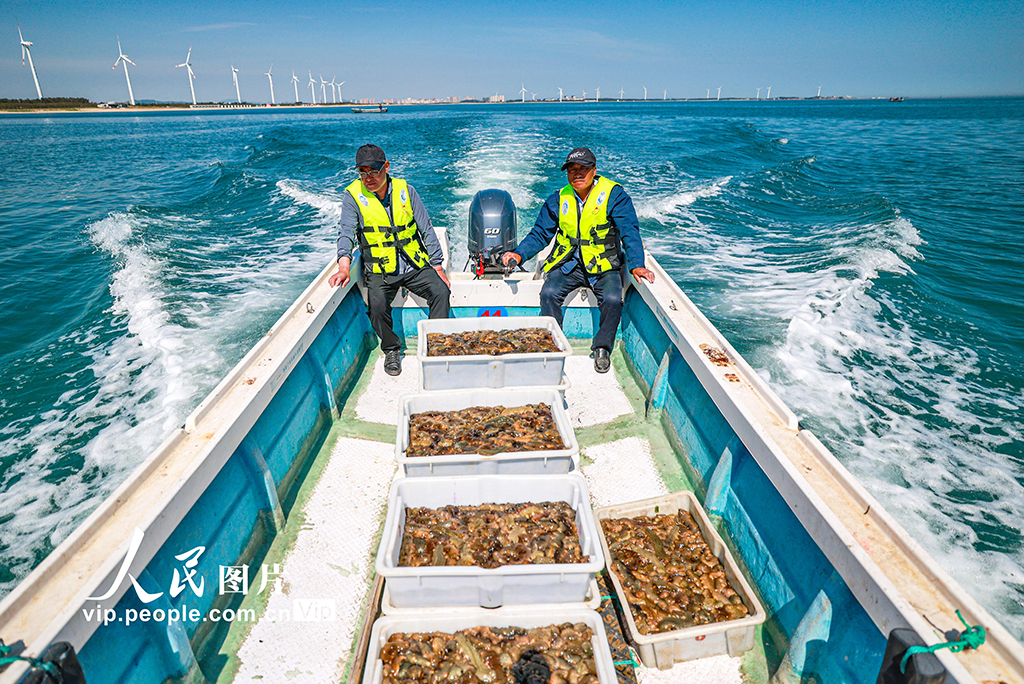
[0,180,336,597]
[441,124,550,266]
[650,192,1024,637]
[633,177,732,224]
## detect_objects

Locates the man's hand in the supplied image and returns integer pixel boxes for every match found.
[329,257,351,288]
[501,252,522,267]
[631,266,655,284]
[434,265,450,287]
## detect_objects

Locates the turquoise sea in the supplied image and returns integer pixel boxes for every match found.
[1,99,1022,640]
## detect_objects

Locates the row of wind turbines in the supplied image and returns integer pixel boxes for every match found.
[171,45,345,106]
[524,85,785,102]
[18,24,802,106]
[16,25,345,106]
[519,85,671,103]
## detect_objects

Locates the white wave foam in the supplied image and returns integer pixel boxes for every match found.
[634,177,731,223]
[0,212,207,585]
[277,180,344,228]
[0,202,336,594]
[685,213,1024,637]
[441,126,548,267]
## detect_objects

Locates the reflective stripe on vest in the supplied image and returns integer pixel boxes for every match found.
[543,176,622,274]
[346,177,430,273]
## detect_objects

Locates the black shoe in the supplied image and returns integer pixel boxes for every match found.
[593,348,611,373]
[384,350,402,376]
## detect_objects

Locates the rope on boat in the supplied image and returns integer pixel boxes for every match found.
[613,655,641,668]
[0,640,62,680]
[900,610,986,674]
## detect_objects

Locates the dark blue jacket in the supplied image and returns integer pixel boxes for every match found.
[514,179,646,273]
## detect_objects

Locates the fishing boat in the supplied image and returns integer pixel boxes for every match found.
[1,189,1023,684]
[352,106,388,114]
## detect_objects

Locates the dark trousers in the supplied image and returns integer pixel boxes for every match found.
[540,266,623,352]
[365,268,450,352]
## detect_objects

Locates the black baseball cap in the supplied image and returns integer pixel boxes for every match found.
[561,147,596,170]
[355,143,387,170]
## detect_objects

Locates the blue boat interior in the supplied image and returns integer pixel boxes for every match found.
[75,285,888,684]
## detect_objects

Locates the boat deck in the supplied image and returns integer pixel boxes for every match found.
[210,343,768,684]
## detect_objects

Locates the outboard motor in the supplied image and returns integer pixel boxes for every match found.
[467,189,517,278]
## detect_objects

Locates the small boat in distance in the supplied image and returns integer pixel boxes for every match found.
[352,105,388,113]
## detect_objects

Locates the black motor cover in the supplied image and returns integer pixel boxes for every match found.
[467,189,517,272]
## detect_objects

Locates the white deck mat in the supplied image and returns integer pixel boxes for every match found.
[580,436,669,507]
[355,353,633,428]
[354,353,422,424]
[562,355,634,427]
[636,654,743,684]
[234,437,396,683]
[582,436,743,683]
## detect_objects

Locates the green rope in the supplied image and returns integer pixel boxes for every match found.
[900,610,986,674]
[613,656,641,668]
[0,641,63,681]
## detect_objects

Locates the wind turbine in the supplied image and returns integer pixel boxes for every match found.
[717,86,721,101]
[231,66,240,104]
[582,89,586,100]
[766,85,772,99]
[618,87,624,101]
[817,86,822,98]
[18,24,42,99]
[706,88,710,99]
[320,75,327,104]
[663,89,667,100]
[558,87,563,102]
[336,79,345,102]
[291,71,300,103]
[329,77,337,103]
[595,87,600,101]
[756,87,761,99]
[308,72,317,104]
[264,65,275,105]
[519,83,527,103]
[176,47,197,105]
[643,86,647,101]
[112,37,136,106]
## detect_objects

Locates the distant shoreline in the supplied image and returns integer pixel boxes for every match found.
[2,94,1020,114]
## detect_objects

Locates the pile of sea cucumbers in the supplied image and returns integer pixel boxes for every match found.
[601,511,750,634]
[380,623,598,684]
[399,502,584,568]
[427,328,561,356]
[407,404,563,457]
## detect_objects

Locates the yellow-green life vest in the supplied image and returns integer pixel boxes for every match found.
[542,176,623,274]
[346,177,431,273]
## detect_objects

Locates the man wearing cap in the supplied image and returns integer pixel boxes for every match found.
[501,147,654,373]
[329,144,450,376]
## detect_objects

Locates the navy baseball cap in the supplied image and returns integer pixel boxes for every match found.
[561,147,596,170]
[355,144,387,170]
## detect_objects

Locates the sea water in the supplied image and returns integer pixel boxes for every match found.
[1,99,1021,641]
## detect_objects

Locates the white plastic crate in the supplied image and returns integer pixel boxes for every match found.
[379,577,602,615]
[376,474,605,608]
[396,388,579,478]
[417,316,571,391]
[594,491,765,669]
[361,609,617,684]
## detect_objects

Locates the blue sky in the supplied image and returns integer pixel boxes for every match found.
[3,0,1022,103]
